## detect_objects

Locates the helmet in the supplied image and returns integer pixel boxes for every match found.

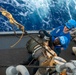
[44,36,50,41]
[59,36,68,45]
[39,30,45,38]
[65,19,76,29]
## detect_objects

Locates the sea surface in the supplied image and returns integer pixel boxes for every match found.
[0,0,76,32]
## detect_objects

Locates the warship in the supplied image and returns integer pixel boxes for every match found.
[0,7,76,75]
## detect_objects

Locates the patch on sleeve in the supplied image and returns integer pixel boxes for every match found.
[56,29,60,33]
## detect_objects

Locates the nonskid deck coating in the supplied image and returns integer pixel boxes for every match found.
[0,34,76,75]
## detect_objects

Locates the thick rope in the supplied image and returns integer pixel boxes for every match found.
[0,7,25,47]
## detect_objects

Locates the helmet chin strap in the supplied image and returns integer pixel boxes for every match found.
[0,6,25,48]
[63,30,69,33]
[63,27,69,33]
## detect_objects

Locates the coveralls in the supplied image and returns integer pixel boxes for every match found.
[39,25,71,56]
[51,26,71,55]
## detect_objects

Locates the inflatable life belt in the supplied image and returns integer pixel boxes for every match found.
[6,65,30,75]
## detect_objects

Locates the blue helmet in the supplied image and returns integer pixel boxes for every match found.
[65,19,76,29]
[59,36,68,45]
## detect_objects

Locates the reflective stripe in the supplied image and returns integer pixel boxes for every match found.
[32,46,42,56]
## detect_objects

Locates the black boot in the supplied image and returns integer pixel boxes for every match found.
[71,52,75,56]
[32,60,39,75]
[20,55,34,65]
[20,55,38,65]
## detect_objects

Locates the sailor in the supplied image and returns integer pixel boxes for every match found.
[20,38,50,75]
[20,36,68,75]
[39,19,76,55]
[21,35,68,65]
[34,36,68,75]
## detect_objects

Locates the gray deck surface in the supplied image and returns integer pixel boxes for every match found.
[0,34,76,75]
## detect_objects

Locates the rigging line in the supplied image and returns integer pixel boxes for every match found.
[0,65,55,68]
[12,25,26,38]
[28,58,35,65]
[12,25,22,38]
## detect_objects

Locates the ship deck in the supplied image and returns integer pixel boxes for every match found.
[0,34,76,75]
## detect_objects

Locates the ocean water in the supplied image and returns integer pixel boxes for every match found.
[0,0,76,32]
